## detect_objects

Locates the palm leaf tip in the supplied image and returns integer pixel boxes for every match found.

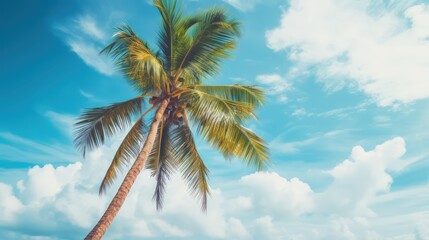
[171,124,210,211]
[239,125,270,171]
[73,97,143,157]
[175,6,241,82]
[186,95,269,170]
[147,121,177,211]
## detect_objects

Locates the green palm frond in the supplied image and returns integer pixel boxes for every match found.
[228,124,269,170]
[175,7,241,83]
[185,92,269,170]
[171,122,209,211]
[99,115,147,195]
[154,0,194,75]
[101,25,168,94]
[146,120,177,210]
[74,97,143,157]
[196,118,268,170]
[183,88,256,122]
[190,84,264,107]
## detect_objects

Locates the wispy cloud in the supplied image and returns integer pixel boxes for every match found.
[223,0,260,12]
[79,89,104,103]
[223,0,275,12]
[256,74,291,103]
[76,15,107,41]
[79,89,96,100]
[0,132,78,164]
[57,15,115,76]
[270,129,348,154]
[291,108,310,117]
[67,39,115,76]
[44,111,76,137]
[290,102,369,119]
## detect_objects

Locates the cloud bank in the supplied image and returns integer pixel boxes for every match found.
[0,132,426,239]
[267,0,429,106]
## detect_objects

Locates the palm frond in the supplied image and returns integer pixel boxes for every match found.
[183,88,256,122]
[146,120,177,210]
[190,85,264,107]
[154,0,183,75]
[175,7,241,83]
[74,97,143,157]
[171,122,209,211]
[185,92,269,170]
[99,115,147,195]
[101,25,168,94]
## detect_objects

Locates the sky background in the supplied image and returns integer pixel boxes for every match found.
[1,0,429,239]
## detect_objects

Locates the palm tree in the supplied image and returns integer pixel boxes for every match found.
[74,0,269,239]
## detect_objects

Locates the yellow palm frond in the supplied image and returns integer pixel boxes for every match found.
[183,88,256,122]
[184,91,269,170]
[189,84,264,108]
[101,25,168,94]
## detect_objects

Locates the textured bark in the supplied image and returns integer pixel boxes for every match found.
[85,99,169,240]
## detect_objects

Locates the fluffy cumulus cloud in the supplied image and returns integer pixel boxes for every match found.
[318,137,407,216]
[0,133,427,239]
[0,183,22,224]
[239,172,313,216]
[266,0,429,106]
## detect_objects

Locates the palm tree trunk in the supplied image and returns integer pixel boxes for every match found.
[85,99,169,240]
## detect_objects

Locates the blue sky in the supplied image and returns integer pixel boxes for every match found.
[1,0,429,239]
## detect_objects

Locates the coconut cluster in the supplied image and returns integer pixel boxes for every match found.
[149,96,188,125]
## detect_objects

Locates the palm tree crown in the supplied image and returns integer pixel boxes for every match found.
[74,0,268,217]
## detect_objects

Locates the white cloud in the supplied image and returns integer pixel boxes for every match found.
[44,111,75,137]
[228,196,253,212]
[79,89,104,103]
[58,15,115,76]
[256,74,291,102]
[223,0,264,12]
[290,102,369,119]
[239,172,314,217]
[223,0,279,12]
[266,0,429,106]
[253,216,284,239]
[76,16,107,41]
[152,219,190,237]
[18,163,82,204]
[291,108,311,117]
[270,129,347,154]
[318,137,407,216]
[415,221,429,240]
[226,218,251,239]
[67,39,115,76]
[0,183,23,224]
[0,112,427,239]
[0,132,78,164]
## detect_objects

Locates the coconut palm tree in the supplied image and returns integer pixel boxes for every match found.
[74,0,269,239]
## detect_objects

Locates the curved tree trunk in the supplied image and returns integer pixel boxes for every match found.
[85,99,169,240]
